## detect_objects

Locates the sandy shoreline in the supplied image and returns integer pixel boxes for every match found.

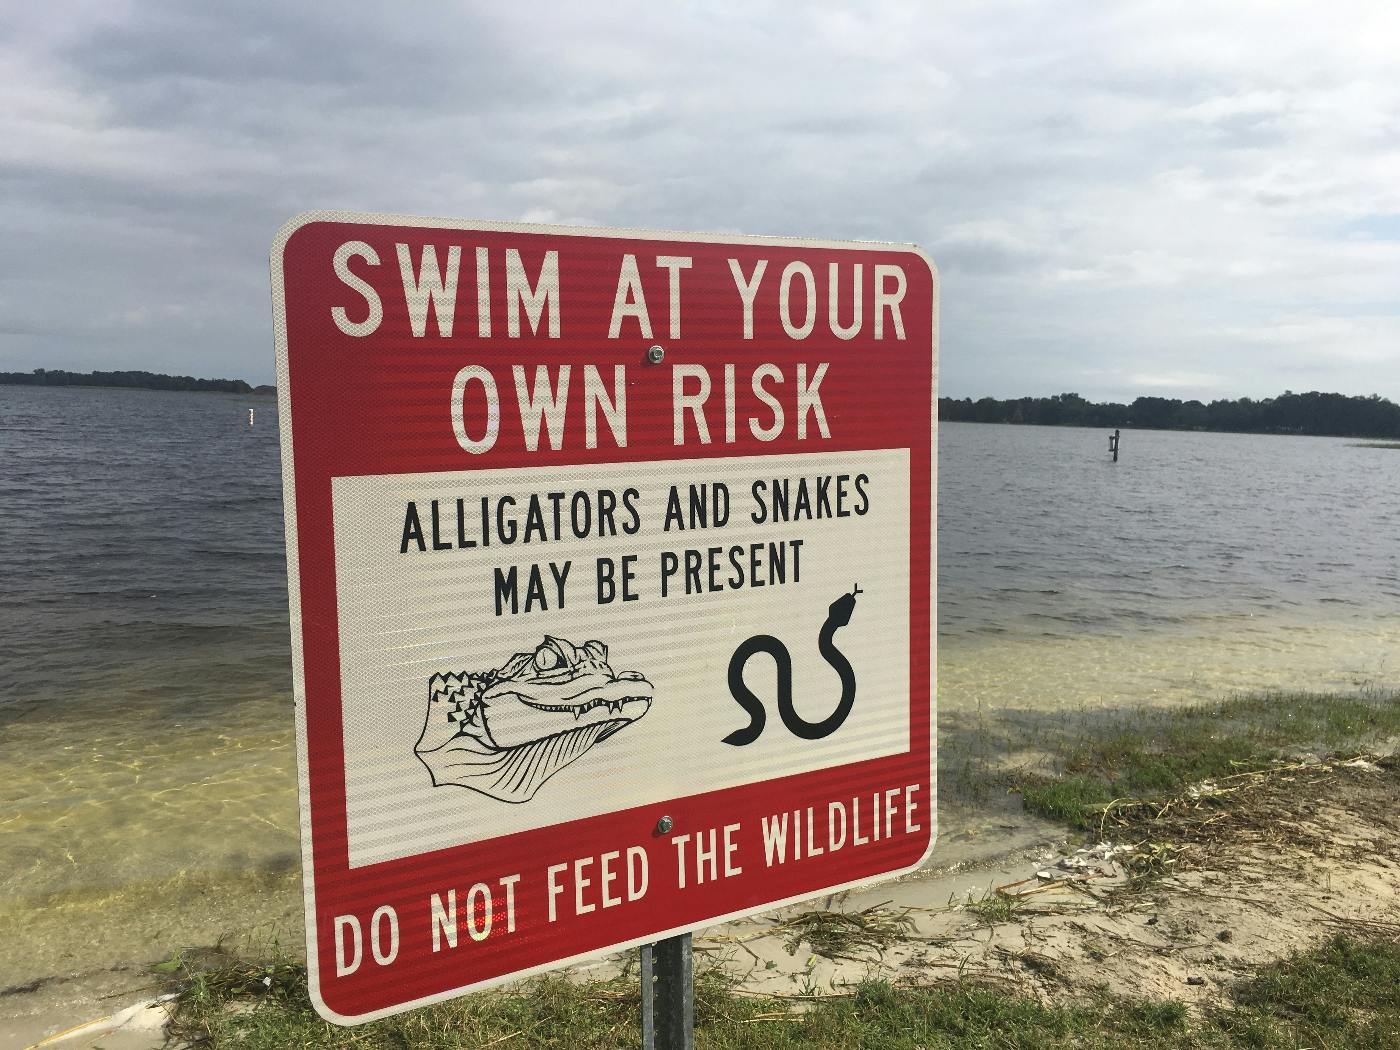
[14,753,1400,1047]
[10,747,1400,1047]
[5,655,1399,1046]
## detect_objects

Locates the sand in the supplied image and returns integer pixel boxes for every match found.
[9,754,1398,1048]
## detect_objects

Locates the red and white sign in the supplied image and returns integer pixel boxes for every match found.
[271,212,937,1024]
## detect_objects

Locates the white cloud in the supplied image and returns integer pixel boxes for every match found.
[1,0,1399,401]
[1126,371,1225,391]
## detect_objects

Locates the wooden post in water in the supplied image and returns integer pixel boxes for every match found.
[1109,429,1120,462]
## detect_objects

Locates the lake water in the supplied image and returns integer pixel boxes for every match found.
[3,385,1399,987]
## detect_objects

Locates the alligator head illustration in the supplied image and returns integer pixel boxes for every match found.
[414,636,653,803]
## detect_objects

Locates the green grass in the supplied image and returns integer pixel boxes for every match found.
[1225,933,1400,1047]
[1019,774,1118,826]
[170,934,1400,1048]
[1016,689,1400,829]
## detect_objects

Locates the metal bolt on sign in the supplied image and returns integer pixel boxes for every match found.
[646,344,665,364]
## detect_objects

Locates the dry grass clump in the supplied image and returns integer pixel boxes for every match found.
[1098,757,1400,885]
[774,903,918,962]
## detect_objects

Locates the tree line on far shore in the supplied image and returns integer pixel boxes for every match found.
[6,368,1397,438]
[939,390,1400,438]
[0,368,275,395]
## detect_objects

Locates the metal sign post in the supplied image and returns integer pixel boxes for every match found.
[641,934,694,1050]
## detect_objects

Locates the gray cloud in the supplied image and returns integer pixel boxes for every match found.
[2,1,1398,400]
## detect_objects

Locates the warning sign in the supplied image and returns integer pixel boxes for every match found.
[271,213,937,1023]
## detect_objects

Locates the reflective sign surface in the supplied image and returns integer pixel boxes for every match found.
[271,213,937,1023]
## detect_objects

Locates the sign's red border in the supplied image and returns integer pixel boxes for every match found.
[271,213,938,1023]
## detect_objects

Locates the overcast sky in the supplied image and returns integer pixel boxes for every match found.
[3,1,1398,400]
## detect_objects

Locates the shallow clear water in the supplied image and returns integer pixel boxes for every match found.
[939,422,1400,721]
[2,387,1398,980]
[1,386,296,911]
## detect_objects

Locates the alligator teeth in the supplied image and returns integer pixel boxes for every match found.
[555,696,639,720]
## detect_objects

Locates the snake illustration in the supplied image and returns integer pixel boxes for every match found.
[722,585,861,746]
